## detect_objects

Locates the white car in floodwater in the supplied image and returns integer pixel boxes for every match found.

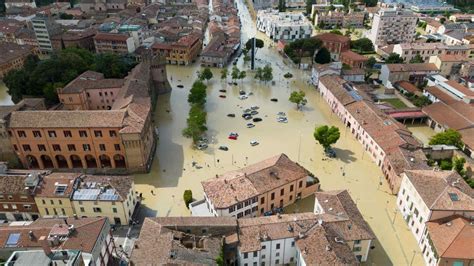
[250,140,259,146]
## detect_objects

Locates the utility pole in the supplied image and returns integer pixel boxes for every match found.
[251,37,256,70]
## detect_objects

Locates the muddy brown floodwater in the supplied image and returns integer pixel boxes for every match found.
[0,81,13,106]
[136,1,423,264]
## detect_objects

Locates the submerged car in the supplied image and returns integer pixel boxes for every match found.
[218,146,229,151]
[250,140,259,146]
[253,117,263,122]
[247,123,255,128]
[324,148,336,158]
[239,95,248,100]
[227,113,236,117]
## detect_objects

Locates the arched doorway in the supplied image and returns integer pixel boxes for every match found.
[70,155,83,168]
[113,154,126,168]
[26,155,39,169]
[40,155,54,168]
[99,155,111,168]
[55,155,69,168]
[85,155,97,168]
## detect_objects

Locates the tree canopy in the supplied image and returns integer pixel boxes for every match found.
[429,129,463,148]
[289,90,307,110]
[409,54,424,64]
[183,80,208,143]
[350,38,374,53]
[220,68,228,80]
[314,125,340,150]
[284,38,323,64]
[330,30,343,35]
[245,38,264,51]
[366,56,376,69]
[314,47,331,64]
[385,53,404,64]
[199,67,213,82]
[4,48,135,105]
[188,80,207,106]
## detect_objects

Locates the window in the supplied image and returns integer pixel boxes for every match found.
[276,252,280,257]
[48,131,57,138]
[113,207,117,213]
[353,246,362,252]
[61,208,65,215]
[109,130,117,137]
[291,241,295,247]
[237,212,243,218]
[52,144,61,151]
[261,245,266,249]
[253,251,257,257]
[93,207,102,213]
[271,192,275,200]
[83,144,91,151]
[67,144,76,151]
[50,200,54,204]
[275,260,279,264]
[244,253,248,259]
[290,184,294,192]
[79,130,87,138]
[80,207,85,212]
[260,197,265,204]
[63,130,72,137]
[18,130,26,138]
[38,144,46,151]
[23,204,32,209]
[22,145,31,152]
[299,180,303,188]
[276,243,280,249]
[114,144,121,151]
[42,199,45,204]
[33,131,41,138]
[354,240,361,245]
[280,188,284,196]
[78,201,83,205]
[3,204,8,209]
[58,200,62,205]
[94,130,102,137]
[53,209,57,215]
[99,144,106,151]
[45,208,49,215]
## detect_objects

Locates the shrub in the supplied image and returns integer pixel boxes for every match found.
[183,190,193,208]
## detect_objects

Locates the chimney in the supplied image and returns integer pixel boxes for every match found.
[28,230,35,240]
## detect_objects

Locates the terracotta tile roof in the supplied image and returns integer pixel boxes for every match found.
[319,75,359,105]
[0,217,107,253]
[35,173,80,198]
[59,70,124,94]
[9,110,126,129]
[315,33,350,44]
[94,32,129,42]
[395,81,421,94]
[426,216,474,260]
[445,80,474,97]
[340,50,368,61]
[404,170,474,211]
[424,86,457,104]
[0,174,29,194]
[386,63,439,72]
[74,175,133,201]
[436,54,469,62]
[0,43,36,65]
[202,154,313,209]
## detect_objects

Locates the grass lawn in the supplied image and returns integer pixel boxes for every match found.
[383,98,408,109]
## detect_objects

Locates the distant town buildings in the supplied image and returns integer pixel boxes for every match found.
[380,63,439,87]
[340,50,368,69]
[94,32,136,54]
[0,43,38,79]
[256,10,312,41]
[192,154,319,217]
[315,10,365,29]
[31,14,61,54]
[367,8,417,47]
[152,33,202,65]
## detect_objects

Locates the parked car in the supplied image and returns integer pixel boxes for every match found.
[277,112,286,116]
[250,110,258,115]
[239,90,246,95]
[219,146,229,151]
[219,89,227,93]
[227,113,236,117]
[247,123,255,128]
[253,117,263,122]
[197,143,208,150]
[251,106,259,110]
[250,140,259,146]
[324,147,336,158]
[228,135,238,140]
[177,85,184,88]
[277,117,288,123]
[219,95,226,98]
[270,98,278,102]
[239,95,248,100]
[244,115,253,120]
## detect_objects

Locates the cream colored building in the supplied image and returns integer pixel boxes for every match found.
[71,175,136,225]
[34,172,80,218]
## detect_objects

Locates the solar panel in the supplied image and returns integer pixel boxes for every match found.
[6,233,20,247]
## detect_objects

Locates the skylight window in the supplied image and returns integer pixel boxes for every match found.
[448,192,459,201]
[55,185,67,195]
[6,233,20,247]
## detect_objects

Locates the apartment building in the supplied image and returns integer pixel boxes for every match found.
[34,173,79,218]
[0,43,38,79]
[379,63,439,87]
[94,32,135,54]
[71,175,136,225]
[0,172,42,221]
[152,33,202,65]
[429,54,470,78]
[256,10,312,41]
[367,8,417,47]
[31,14,61,53]
[396,170,474,265]
[50,28,97,52]
[7,53,169,172]
[194,154,319,218]
[392,43,445,63]
[315,10,364,29]
[318,76,429,193]
[57,71,124,110]
[314,33,350,60]
[0,217,115,265]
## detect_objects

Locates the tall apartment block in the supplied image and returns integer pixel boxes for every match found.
[367,8,417,47]
[31,14,60,53]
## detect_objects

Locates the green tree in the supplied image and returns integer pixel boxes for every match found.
[94,52,136,78]
[306,0,314,15]
[278,0,286,12]
[183,190,193,208]
[350,38,374,53]
[243,54,251,62]
[289,90,307,110]
[313,125,340,150]
[429,129,463,148]
[231,66,240,82]
[439,160,453,170]
[254,67,263,81]
[188,80,207,106]
[220,68,228,81]
[199,67,213,82]
[330,29,343,35]
[262,64,273,83]
[245,38,264,52]
[409,54,424,63]
[366,56,376,69]
[385,53,404,64]
[440,17,446,24]
[411,95,431,107]
[452,156,466,176]
[314,47,331,64]
[182,104,207,143]
[238,70,246,83]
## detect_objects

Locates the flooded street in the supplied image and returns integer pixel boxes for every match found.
[0,81,13,106]
[407,124,436,145]
[134,1,423,264]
